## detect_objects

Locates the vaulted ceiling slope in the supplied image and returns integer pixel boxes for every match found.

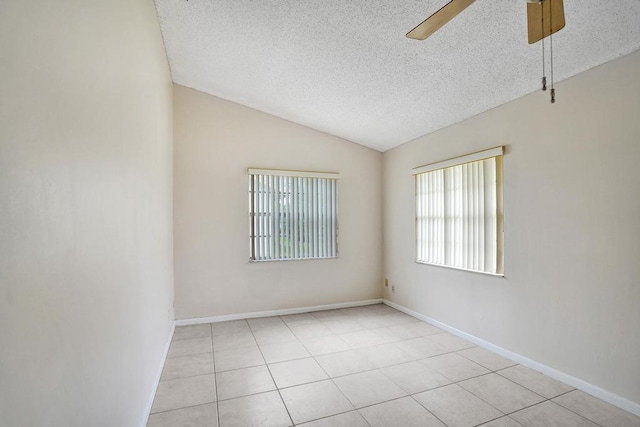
[155,0,640,152]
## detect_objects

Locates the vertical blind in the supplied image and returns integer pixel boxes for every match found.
[414,147,504,275]
[248,169,339,261]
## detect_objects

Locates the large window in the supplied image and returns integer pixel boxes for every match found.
[413,147,504,275]
[248,168,339,262]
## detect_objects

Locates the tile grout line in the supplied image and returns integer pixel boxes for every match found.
[457,376,603,427]
[543,391,607,427]
[248,316,296,427]
[281,310,371,426]
[453,352,587,420]
[291,408,372,427]
[407,393,451,427]
[409,379,509,426]
[323,306,448,424]
[318,313,591,424]
[455,349,518,371]
[290,306,406,427]
[168,306,619,426]
[475,367,603,425]
[385,301,640,419]
[317,311,536,425]
[405,363,553,425]
[474,414,524,426]
[350,348,446,426]
[493,368,572,399]
[148,401,218,417]
[280,313,350,426]
[206,314,490,394]
[209,323,221,427]
[170,313,485,395]
[148,372,594,427]
[166,349,214,360]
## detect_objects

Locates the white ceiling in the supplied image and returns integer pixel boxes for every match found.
[154,0,640,152]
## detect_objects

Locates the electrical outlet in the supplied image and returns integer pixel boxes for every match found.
[384,278,388,287]
[391,285,395,293]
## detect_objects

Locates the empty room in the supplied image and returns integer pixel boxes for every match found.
[1,0,640,426]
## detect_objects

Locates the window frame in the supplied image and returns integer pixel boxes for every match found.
[413,147,504,276]
[247,168,340,262]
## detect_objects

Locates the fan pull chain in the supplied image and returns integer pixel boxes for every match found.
[549,0,555,103]
[541,0,547,91]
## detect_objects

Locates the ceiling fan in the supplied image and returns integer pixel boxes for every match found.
[406,0,565,44]
[406,0,565,103]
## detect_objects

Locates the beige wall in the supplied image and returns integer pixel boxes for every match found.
[0,1,174,426]
[173,85,383,319]
[383,50,640,405]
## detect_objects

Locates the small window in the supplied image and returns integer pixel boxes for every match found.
[413,147,504,275]
[248,169,339,262]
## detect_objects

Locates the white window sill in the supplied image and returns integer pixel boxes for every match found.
[415,260,504,277]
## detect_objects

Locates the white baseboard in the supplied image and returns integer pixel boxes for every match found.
[383,299,640,417]
[175,299,383,326]
[140,322,175,427]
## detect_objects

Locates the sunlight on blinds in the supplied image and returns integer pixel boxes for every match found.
[415,150,503,275]
[248,170,338,262]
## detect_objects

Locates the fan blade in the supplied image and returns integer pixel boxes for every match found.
[527,0,565,44]
[406,0,476,40]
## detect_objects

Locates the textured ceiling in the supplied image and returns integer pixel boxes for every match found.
[154,0,640,152]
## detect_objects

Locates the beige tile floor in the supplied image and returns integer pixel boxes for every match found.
[147,304,640,427]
